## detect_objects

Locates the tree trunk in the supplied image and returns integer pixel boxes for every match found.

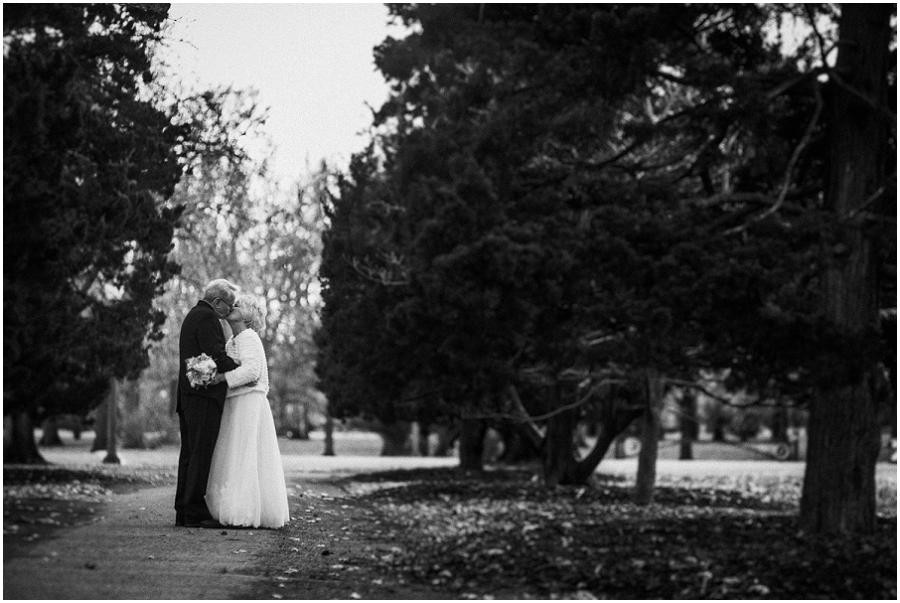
[710,402,726,442]
[542,388,577,486]
[497,422,541,463]
[102,379,121,464]
[295,403,311,440]
[565,404,644,484]
[121,378,141,413]
[772,397,789,443]
[800,3,891,536]
[802,382,880,533]
[120,378,143,449]
[538,382,645,485]
[4,410,46,464]
[378,420,412,456]
[416,422,430,456]
[573,422,590,448]
[91,396,108,452]
[168,378,178,417]
[458,418,486,471]
[39,416,64,447]
[635,371,664,505]
[322,409,335,456]
[891,385,897,442]
[679,390,697,460]
[614,433,627,458]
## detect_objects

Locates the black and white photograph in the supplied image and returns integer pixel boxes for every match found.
[3,2,896,600]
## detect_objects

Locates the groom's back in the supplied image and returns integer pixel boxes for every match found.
[179,302,210,360]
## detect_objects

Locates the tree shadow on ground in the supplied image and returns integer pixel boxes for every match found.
[3,465,177,559]
[343,467,897,599]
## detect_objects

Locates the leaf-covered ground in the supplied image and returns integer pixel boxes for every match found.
[3,465,175,553]
[336,467,897,599]
[5,462,896,599]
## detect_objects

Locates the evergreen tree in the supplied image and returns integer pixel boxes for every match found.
[800,3,895,535]
[317,4,894,530]
[4,4,185,461]
[316,149,419,431]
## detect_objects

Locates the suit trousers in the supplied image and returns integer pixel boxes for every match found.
[174,396,224,522]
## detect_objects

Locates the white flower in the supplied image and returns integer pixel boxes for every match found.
[186,353,218,388]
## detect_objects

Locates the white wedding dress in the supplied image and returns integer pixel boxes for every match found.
[205,328,290,528]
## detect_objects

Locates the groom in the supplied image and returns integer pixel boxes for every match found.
[174,279,241,528]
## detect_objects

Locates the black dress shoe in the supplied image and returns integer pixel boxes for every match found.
[185,518,223,529]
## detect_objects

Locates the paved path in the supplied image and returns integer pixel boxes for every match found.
[3,438,458,601]
[3,478,344,600]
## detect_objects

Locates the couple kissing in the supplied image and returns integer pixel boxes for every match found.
[173,279,290,530]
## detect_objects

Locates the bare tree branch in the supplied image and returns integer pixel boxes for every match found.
[804,5,838,66]
[475,379,628,425]
[803,5,895,123]
[502,384,544,445]
[686,191,775,209]
[724,81,824,236]
[764,69,824,102]
[346,255,410,287]
[843,172,896,221]
[828,69,897,122]
[665,378,788,408]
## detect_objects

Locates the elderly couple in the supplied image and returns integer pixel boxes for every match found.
[174,279,290,529]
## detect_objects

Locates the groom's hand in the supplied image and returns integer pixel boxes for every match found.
[212,373,227,385]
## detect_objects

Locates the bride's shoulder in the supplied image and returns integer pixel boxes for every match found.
[237,328,262,345]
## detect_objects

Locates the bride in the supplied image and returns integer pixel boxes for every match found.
[205,293,290,529]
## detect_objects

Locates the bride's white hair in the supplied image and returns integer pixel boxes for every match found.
[235,293,266,332]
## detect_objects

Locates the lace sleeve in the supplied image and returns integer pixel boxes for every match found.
[224,332,263,388]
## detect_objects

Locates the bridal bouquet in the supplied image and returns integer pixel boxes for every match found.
[186,353,218,388]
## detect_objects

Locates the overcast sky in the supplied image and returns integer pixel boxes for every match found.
[157,3,404,186]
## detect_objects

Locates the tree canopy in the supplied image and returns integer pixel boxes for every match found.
[3,4,189,424]
[320,4,830,418]
[316,3,895,531]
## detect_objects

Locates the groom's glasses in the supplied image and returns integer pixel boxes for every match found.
[214,297,234,314]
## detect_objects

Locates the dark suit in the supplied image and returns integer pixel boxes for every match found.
[174,300,239,523]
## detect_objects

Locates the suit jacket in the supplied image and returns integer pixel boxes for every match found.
[176,300,240,413]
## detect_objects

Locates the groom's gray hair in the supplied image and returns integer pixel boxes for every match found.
[202,279,240,304]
